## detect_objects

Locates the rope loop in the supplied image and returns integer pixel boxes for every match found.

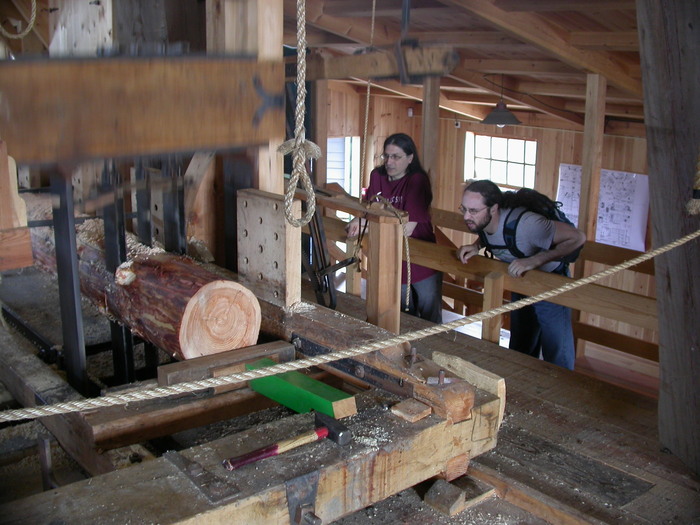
[0,0,36,39]
[278,0,321,228]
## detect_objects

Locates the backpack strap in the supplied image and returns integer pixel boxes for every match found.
[477,208,526,259]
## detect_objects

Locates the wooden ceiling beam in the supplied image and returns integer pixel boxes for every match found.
[408,30,527,48]
[459,59,578,75]
[364,78,490,121]
[440,0,642,97]
[493,0,636,12]
[569,31,639,52]
[448,65,585,125]
[297,0,397,48]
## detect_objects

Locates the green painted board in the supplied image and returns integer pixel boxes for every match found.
[246,358,355,418]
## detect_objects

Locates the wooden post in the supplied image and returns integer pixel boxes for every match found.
[366,217,402,334]
[421,76,441,184]
[206,0,284,195]
[577,73,606,243]
[481,271,504,344]
[637,0,700,475]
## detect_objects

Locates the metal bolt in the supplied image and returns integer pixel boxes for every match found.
[438,369,445,385]
[354,365,365,379]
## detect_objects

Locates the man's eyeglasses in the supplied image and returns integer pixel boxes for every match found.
[380,154,406,162]
[459,204,488,216]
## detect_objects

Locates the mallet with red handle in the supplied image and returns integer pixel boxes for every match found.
[222,412,351,471]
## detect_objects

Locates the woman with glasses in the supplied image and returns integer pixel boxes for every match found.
[346,133,442,323]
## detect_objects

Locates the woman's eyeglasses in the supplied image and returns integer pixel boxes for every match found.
[380,154,406,162]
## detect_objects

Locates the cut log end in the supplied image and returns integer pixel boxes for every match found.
[179,280,262,359]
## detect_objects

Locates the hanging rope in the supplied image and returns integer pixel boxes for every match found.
[0,0,36,40]
[687,148,700,215]
[1,227,698,424]
[278,0,322,228]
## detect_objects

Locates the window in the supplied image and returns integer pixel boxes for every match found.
[464,132,537,189]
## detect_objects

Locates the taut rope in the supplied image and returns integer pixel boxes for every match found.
[1,227,698,424]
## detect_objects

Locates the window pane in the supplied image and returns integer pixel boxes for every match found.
[525,140,537,164]
[464,132,475,180]
[507,163,524,186]
[491,160,507,184]
[508,139,524,163]
[524,165,536,188]
[475,135,491,158]
[492,137,508,161]
[474,158,491,179]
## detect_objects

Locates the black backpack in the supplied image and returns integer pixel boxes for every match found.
[477,188,582,268]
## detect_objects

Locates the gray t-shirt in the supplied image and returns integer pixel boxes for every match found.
[482,207,560,273]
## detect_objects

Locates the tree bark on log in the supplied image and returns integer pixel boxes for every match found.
[24,194,261,361]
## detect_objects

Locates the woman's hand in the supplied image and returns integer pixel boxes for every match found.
[346,218,366,238]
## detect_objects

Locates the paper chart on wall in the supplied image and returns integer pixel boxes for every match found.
[556,163,649,252]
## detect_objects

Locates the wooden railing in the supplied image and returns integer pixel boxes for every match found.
[315,200,659,363]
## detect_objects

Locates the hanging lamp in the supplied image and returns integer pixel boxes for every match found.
[481,74,521,128]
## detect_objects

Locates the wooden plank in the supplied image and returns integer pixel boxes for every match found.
[390,398,432,423]
[184,151,217,257]
[0,57,284,164]
[157,340,296,387]
[247,358,358,419]
[573,321,658,362]
[0,141,27,230]
[0,227,33,271]
[407,239,658,330]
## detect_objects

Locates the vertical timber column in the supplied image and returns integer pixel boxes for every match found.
[366,217,402,334]
[481,272,504,344]
[421,76,440,185]
[638,0,700,475]
[577,74,606,247]
[206,0,284,194]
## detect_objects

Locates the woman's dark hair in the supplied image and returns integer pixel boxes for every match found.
[463,179,504,207]
[378,133,428,178]
[378,133,432,205]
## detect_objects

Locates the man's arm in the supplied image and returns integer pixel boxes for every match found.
[508,221,586,277]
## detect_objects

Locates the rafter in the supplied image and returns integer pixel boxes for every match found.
[439,0,642,97]
[449,65,585,125]
[493,0,636,12]
[569,31,639,52]
[362,78,490,121]
[459,59,578,75]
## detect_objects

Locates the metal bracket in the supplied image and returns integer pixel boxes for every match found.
[164,451,239,504]
[253,75,285,127]
[292,335,414,398]
[286,470,322,525]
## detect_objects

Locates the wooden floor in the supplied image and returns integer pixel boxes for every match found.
[0,268,698,524]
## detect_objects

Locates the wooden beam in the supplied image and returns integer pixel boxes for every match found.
[637,0,700,475]
[298,46,459,81]
[494,0,635,11]
[572,322,658,362]
[421,75,441,181]
[441,0,642,97]
[459,59,578,75]
[481,272,504,344]
[569,31,639,52]
[366,217,402,334]
[0,57,284,164]
[577,74,607,242]
[448,66,585,125]
[206,0,284,195]
[406,239,658,331]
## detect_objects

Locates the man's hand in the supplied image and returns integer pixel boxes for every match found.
[507,258,537,278]
[457,243,480,263]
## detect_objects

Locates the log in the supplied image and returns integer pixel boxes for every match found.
[24,194,261,360]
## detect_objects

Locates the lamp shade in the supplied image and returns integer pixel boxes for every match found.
[481,100,521,127]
